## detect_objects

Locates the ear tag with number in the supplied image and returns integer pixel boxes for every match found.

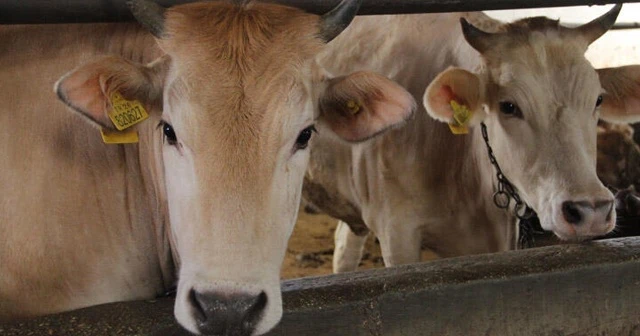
[107,92,149,131]
[448,100,473,135]
[100,92,149,144]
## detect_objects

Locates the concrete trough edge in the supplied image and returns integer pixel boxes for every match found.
[1,237,640,335]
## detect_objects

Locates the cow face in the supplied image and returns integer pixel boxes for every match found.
[424,5,640,242]
[54,1,414,335]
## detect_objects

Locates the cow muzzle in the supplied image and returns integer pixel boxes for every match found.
[552,196,616,240]
[174,278,281,336]
[188,289,267,336]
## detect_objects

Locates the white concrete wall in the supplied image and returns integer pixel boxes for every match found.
[486,4,640,23]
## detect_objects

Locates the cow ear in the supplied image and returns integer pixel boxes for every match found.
[598,65,640,124]
[423,67,486,126]
[55,56,167,130]
[317,71,415,142]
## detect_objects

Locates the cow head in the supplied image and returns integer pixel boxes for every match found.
[424,4,640,241]
[54,0,414,335]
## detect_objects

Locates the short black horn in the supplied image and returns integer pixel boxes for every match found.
[571,4,622,45]
[460,18,495,54]
[127,0,166,38]
[319,0,363,43]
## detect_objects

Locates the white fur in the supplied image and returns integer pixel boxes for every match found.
[332,221,368,273]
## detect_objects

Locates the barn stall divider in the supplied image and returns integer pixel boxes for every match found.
[2,237,640,335]
[1,0,640,23]
[1,0,640,335]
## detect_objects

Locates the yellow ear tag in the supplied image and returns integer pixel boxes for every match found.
[100,128,139,144]
[448,100,473,135]
[347,100,361,115]
[107,92,149,131]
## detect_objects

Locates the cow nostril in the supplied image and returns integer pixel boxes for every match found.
[189,290,267,336]
[562,201,583,224]
[242,292,267,331]
[189,289,206,326]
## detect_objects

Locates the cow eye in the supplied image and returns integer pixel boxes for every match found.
[295,125,316,151]
[499,101,522,118]
[596,95,603,107]
[160,121,177,146]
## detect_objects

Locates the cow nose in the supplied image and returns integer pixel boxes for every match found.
[189,289,267,336]
[562,200,614,225]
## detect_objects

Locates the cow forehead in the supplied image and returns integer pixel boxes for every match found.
[161,1,323,68]
[487,36,601,115]
[158,1,323,151]
[484,18,594,84]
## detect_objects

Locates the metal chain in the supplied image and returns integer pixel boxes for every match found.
[480,122,542,248]
[480,122,534,220]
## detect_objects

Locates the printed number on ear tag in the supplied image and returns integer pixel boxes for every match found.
[448,100,473,135]
[107,92,149,131]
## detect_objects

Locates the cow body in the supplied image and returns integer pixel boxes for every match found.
[305,13,514,270]
[304,6,640,272]
[0,23,173,318]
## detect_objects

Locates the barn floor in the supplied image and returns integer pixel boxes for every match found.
[281,208,381,279]
[282,207,448,279]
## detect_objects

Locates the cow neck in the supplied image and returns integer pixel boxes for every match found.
[104,25,177,291]
[479,122,542,248]
[455,14,544,248]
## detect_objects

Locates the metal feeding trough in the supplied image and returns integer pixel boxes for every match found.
[2,237,640,336]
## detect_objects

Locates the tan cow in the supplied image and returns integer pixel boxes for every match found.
[0,0,416,335]
[304,4,640,272]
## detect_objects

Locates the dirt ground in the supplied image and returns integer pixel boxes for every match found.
[281,206,438,279]
[280,208,374,279]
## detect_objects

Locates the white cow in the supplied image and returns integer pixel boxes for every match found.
[303,5,640,272]
[0,0,415,335]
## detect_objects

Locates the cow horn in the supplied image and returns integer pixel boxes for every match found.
[570,4,622,45]
[460,18,495,54]
[319,0,363,43]
[127,0,166,38]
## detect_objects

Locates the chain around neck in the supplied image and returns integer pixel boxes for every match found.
[479,122,534,220]
[480,122,541,248]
